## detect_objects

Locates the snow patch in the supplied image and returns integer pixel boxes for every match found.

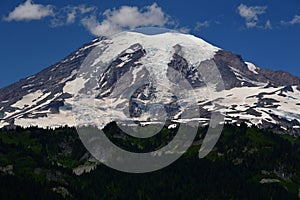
[14,109,75,128]
[168,124,177,129]
[245,62,258,74]
[63,77,87,95]
[11,90,44,109]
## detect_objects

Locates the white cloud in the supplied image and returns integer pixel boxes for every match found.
[237,4,267,28]
[281,15,300,25]
[81,15,119,36]
[4,2,177,36]
[81,3,170,36]
[4,0,54,21]
[194,21,210,32]
[78,5,96,14]
[50,5,96,27]
[66,9,76,24]
[290,15,300,24]
[177,26,190,33]
[265,20,272,29]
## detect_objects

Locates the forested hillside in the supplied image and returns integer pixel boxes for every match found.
[0,124,300,199]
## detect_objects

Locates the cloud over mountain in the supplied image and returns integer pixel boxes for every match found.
[81,3,170,36]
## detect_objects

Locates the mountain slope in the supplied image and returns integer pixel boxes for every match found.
[0,30,299,133]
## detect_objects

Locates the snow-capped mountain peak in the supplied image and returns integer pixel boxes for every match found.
[0,30,299,134]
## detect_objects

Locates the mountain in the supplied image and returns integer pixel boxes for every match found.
[0,29,300,134]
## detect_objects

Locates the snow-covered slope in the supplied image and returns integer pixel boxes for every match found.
[0,30,299,134]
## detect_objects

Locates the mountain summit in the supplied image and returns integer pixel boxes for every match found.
[0,29,299,133]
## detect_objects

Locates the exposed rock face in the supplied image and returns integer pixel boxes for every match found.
[97,43,146,98]
[259,69,300,87]
[213,50,300,90]
[168,52,204,88]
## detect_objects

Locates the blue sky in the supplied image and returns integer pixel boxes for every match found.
[0,0,299,87]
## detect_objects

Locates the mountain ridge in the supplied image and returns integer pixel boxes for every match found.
[0,31,299,134]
